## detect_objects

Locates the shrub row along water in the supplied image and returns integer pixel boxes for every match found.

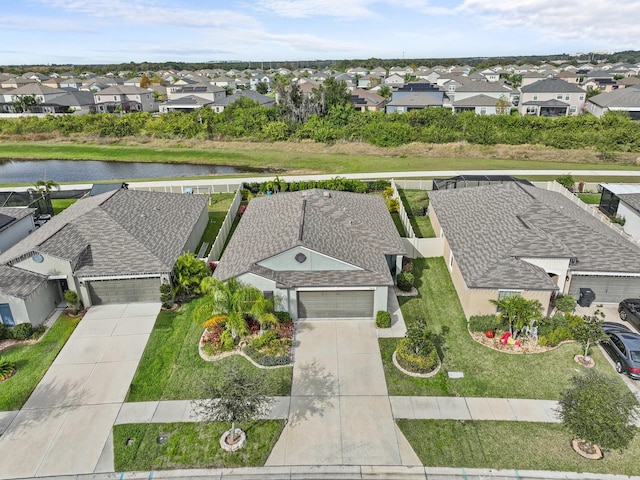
[1,102,639,152]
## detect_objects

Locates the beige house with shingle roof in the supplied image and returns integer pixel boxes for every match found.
[214,189,405,320]
[0,189,208,326]
[429,182,640,317]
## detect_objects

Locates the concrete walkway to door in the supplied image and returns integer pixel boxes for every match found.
[266,320,421,466]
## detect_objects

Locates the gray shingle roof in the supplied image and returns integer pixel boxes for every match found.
[0,265,47,299]
[0,190,208,296]
[453,94,502,107]
[387,93,442,107]
[429,183,640,291]
[214,189,405,288]
[618,193,640,215]
[456,82,514,93]
[589,86,640,108]
[520,78,585,94]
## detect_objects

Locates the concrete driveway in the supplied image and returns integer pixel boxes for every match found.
[0,302,160,479]
[266,320,420,466]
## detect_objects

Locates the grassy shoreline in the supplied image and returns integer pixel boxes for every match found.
[2,140,640,175]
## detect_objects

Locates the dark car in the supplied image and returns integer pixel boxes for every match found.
[619,299,640,330]
[601,323,640,379]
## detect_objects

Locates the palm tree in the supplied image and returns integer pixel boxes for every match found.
[250,294,281,334]
[32,179,60,194]
[202,278,262,339]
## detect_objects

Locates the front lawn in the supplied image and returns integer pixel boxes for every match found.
[126,297,292,402]
[398,419,640,476]
[397,189,435,238]
[0,314,80,411]
[381,258,627,399]
[113,420,284,471]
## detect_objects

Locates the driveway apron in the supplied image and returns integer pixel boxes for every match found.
[267,320,420,466]
[0,303,160,479]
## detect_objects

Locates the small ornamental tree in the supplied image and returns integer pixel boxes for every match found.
[173,252,211,299]
[555,174,575,191]
[558,370,639,452]
[64,290,81,315]
[554,294,576,313]
[193,364,273,448]
[569,310,608,360]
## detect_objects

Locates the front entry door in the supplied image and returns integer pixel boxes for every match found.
[0,304,15,326]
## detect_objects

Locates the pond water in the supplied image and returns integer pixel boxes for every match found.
[0,159,261,184]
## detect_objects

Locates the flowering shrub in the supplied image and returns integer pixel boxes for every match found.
[274,319,294,339]
[204,315,227,330]
[246,316,260,334]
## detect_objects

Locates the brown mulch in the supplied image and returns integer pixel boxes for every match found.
[470,331,567,355]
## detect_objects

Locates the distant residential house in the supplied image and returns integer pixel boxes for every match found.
[168,84,225,103]
[582,78,618,93]
[93,86,156,113]
[599,183,640,243]
[556,71,581,85]
[370,67,387,77]
[390,81,443,103]
[384,73,406,88]
[414,69,440,83]
[250,75,273,90]
[347,67,368,76]
[210,90,274,113]
[32,91,96,114]
[124,77,143,87]
[520,72,553,87]
[389,66,412,77]
[158,95,214,113]
[386,92,443,113]
[351,88,387,112]
[479,69,500,82]
[617,77,640,89]
[519,79,586,117]
[358,74,379,89]
[451,81,515,111]
[211,76,237,89]
[333,73,356,89]
[586,86,640,119]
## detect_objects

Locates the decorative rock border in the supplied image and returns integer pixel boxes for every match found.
[198,330,292,369]
[220,428,246,452]
[571,439,603,460]
[394,286,418,297]
[574,354,595,368]
[392,350,441,378]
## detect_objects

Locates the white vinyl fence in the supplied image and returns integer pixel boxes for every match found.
[207,185,243,262]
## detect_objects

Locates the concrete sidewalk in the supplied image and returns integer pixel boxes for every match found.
[391,396,560,422]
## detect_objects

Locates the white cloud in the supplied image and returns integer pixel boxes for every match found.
[33,0,260,29]
[4,14,94,32]
[252,0,452,19]
[458,0,640,48]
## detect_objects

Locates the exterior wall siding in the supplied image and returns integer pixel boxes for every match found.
[617,202,640,243]
[183,202,210,254]
[258,246,359,272]
[0,215,35,253]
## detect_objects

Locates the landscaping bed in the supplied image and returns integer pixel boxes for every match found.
[113,420,284,471]
[397,419,640,476]
[126,298,292,402]
[0,314,80,411]
[380,257,626,399]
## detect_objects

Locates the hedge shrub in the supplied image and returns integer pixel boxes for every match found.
[395,337,440,374]
[376,310,392,328]
[0,324,9,341]
[397,272,414,291]
[11,323,33,341]
[468,315,500,332]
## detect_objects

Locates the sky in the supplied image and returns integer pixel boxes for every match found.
[2,0,639,65]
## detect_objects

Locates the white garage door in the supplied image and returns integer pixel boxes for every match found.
[569,275,640,303]
[297,290,375,319]
[88,278,160,305]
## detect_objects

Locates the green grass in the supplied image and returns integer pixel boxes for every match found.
[3,142,640,178]
[398,420,640,476]
[397,189,435,238]
[0,315,80,411]
[195,193,235,255]
[577,192,602,205]
[126,297,292,402]
[381,258,627,399]
[113,420,284,471]
[390,212,406,236]
[51,198,78,215]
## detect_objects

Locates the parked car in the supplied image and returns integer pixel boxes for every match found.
[600,323,640,379]
[619,298,640,330]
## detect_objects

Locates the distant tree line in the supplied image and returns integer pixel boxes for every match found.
[1,99,639,153]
